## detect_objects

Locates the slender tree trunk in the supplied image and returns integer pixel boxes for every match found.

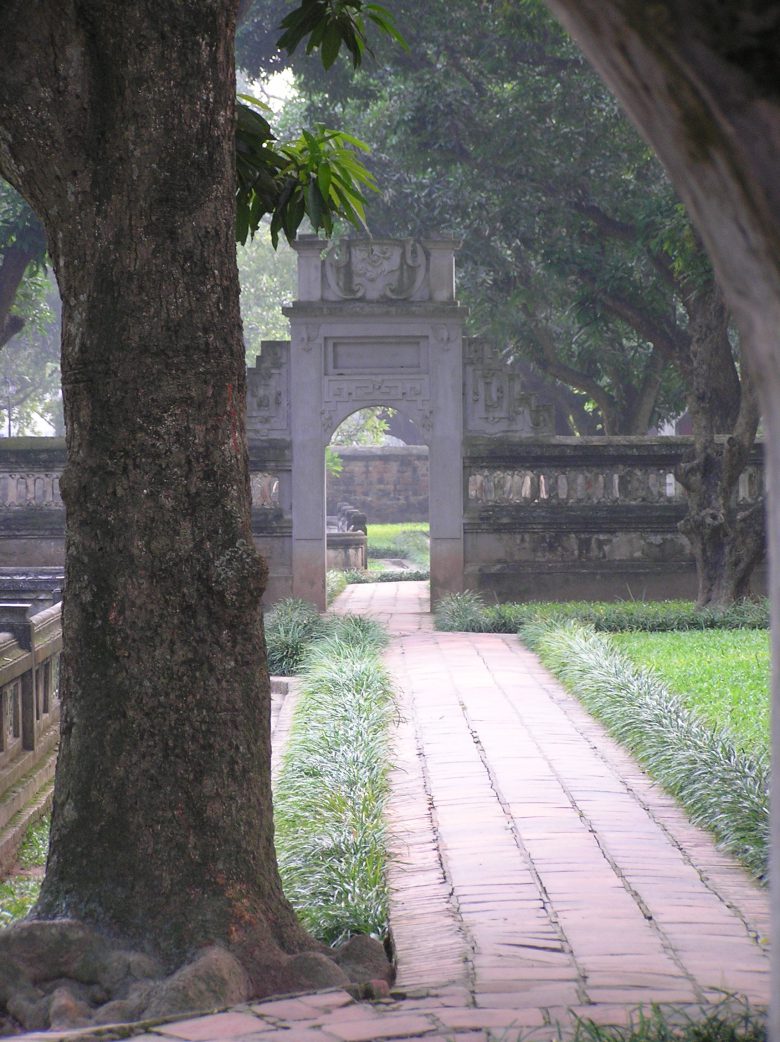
[0,0,312,974]
[674,283,764,606]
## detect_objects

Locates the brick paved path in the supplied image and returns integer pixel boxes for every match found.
[376,586,769,1016]
[25,581,768,1042]
[341,581,770,1023]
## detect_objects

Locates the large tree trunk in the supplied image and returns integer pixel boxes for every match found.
[674,283,764,606]
[539,3,780,1032]
[0,0,315,982]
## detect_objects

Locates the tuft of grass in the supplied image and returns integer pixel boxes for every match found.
[326,612,388,651]
[265,597,326,676]
[0,814,50,927]
[366,522,428,544]
[366,522,429,565]
[512,598,770,632]
[17,815,49,868]
[568,998,766,1042]
[326,569,348,605]
[343,568,429,584]
[520,621,769,880]
[434,590,490,631]
[0,877,40,928]
[266,597,391,674]
[434,595,769,634]
[612,630,769,757]
[274,628,394,945]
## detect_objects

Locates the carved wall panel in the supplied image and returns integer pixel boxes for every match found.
[246,341,290,437]
[324,336,427,374]
[249,472,280,508]
[464,339,554,436]
[0,473,61,508]
[467,465,686,505]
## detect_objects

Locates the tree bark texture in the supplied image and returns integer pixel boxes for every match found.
[0,0,312,971]
[675,282,764,606]
[540,0,780,1029]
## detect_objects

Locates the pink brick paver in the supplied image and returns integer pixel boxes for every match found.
[16,580,769,1042]
[331,581,433,635]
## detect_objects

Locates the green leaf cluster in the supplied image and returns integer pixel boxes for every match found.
[277,0,405,70]
[236,95,377,246]
[0,181,46,264]
[235,0,409,247]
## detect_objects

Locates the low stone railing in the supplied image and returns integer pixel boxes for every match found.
[334,502,367,533]
[326,503,368,572]
[0,601,62,874]
[463,436,766,601]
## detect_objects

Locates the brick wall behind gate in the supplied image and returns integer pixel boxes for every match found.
[326,445,429,523]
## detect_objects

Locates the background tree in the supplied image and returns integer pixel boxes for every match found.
[238,222,296,359]
[0,182,63,436]
[0,182,47,350]
[0,276,62,436]
[240,0,763,605]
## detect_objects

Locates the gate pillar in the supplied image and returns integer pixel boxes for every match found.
[286,236,467,609]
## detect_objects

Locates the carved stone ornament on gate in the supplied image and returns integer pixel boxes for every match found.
[433,324,452,349]
[323,239,428,301]
[297,323,320,353]
[464,339,554,436]
[324,375,431,406]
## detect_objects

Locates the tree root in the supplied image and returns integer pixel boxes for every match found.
[0,919,393,1034]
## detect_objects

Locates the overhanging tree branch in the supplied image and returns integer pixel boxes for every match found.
[589,282,691,370]
[521,302,618,431]
[571,199,680,290]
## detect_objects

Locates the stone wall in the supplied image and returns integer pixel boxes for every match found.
[326,445,429,522]
[0,439,297,606]
[463,436,766,602]
[0,435,767,605]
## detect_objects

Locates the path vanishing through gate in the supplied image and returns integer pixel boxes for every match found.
[68,579,769,1042]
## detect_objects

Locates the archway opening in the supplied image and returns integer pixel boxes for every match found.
[325,407,430,582]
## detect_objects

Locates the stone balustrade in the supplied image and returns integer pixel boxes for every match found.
[0,473,62,508]
[325,503,368,571]
[0,599,62,873]
[463,436,765,601]
[0,434,767,605]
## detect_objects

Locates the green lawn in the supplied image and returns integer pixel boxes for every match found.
[366,522,429,566]
[366,522,429,544]
[611,629,770,756]
[0,814,48,926]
